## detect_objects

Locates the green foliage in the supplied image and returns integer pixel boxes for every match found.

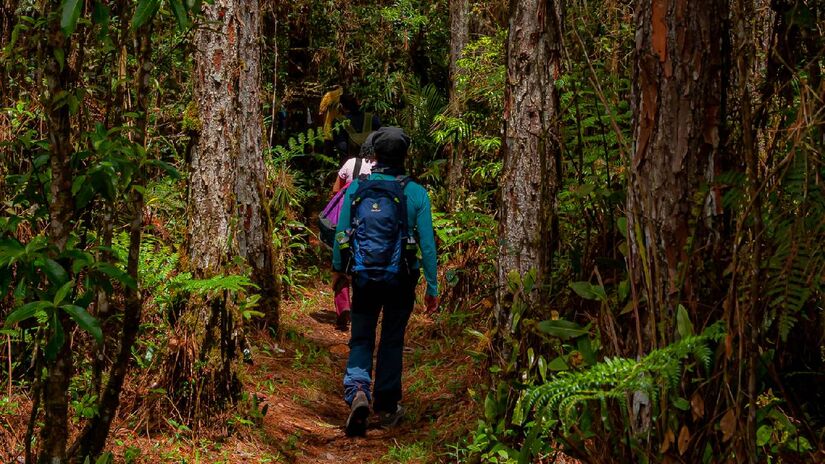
[518,323,723,433]
[454,31,506,113]
[760,154,825,342]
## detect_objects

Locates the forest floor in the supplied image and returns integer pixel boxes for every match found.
[114,279,483,463]
[0,279,485,463]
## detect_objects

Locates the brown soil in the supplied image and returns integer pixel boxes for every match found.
[1,281,481,463]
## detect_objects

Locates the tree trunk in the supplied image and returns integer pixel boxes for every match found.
[38,10,76,463]
[234,1,280,329]
[625,0,725,434]
[627,0,725,343]
[495,0,562,358]
[72,23,152,460]
[446,0,470,208]
[174,0,275,420]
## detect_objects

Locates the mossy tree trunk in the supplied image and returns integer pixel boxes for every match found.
[171,0,277,422]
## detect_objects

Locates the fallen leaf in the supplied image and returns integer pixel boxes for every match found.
[720,409,736,442]
[660,427,675,454]
[691,393,705,421]
[678,425,691,455]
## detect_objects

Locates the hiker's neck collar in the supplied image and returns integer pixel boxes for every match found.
[372,164,406,176]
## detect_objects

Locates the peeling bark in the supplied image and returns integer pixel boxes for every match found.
[627,0,726,340]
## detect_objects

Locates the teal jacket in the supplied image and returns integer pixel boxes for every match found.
[332,173,439,297]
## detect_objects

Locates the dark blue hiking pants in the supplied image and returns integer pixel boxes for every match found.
[343,274,416,413]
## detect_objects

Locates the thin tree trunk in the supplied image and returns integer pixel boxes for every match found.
[72,23,152,460]
[234,0,280,329]
[447,0,470,209]
[38,7,76,462]
[495,0,562,360]
[627,0,726,336]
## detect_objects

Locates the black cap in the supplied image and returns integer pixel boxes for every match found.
[372,127,410,167]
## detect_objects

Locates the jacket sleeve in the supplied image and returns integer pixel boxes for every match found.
[332,182,355,271]
[414,188,439,297]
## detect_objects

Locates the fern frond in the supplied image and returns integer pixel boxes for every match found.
[521,322,725,435]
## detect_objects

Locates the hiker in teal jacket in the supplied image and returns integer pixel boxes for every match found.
[332,126,439,436]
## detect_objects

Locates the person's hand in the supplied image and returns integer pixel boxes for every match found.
[424,294,439,314]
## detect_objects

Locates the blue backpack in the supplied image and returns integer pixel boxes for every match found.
[340,175,415,284]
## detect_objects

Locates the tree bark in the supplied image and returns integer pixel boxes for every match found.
[446,0,470,208]
[625,0,725,436]
[175,0,276,419]
[234,0,280,329]
[495,0,562,356]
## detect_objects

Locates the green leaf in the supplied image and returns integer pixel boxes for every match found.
[756,424,772,446]
[5,301,51,326]
[569,281,607,302]
[676,304,694,339]
[93,263,137,290]
[537,356,547,381]
[61,0,83,36]
[616,216,628,238]
[618,279,630,302]
[506,270,521,294]
[62,304,102,343]
[71,174,87,195]
[0,238,25,265]
[53,48,66,71]
[536,319,589,340]
[522,268,537,293]
[547,356,569,371]
[672,397,690,411]
[169,0,191,30]
[132,0,160,30]
[577,337,596,365]
[92,1,110,24]
[39,259,69,286]
[53,280,74,306]
[146,159,181,179]
[484,393,498,422]
[45,311,65,360]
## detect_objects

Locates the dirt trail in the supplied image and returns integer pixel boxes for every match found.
[245,281,473,463]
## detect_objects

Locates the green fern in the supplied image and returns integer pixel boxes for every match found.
[761,153,825,342]
[517,322,724,431]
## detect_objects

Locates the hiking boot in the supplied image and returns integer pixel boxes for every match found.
[345,391,370,437]
[375,404,405,429]
[336,310,350,331]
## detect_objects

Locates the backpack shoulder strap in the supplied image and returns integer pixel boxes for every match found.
[353,157,363,179]
[395,176,411,237]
